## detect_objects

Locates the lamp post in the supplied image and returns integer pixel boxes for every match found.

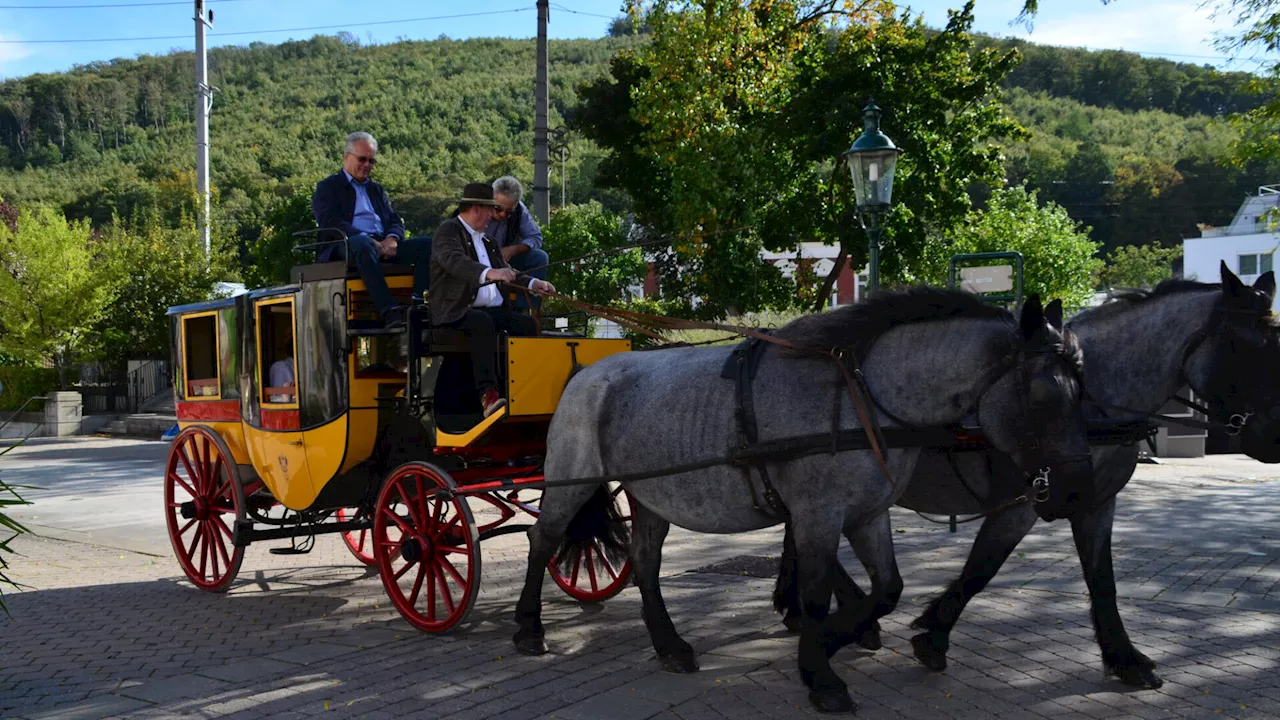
[843,100,900,294]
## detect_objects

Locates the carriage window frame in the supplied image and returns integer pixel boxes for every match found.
[256,298,299,409]
[180,312,221,401]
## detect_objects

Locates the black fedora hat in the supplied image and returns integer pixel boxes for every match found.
[460,182,500,207]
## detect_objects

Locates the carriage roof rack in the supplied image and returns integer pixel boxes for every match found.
[292,227,347,253]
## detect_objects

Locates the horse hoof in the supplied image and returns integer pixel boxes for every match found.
[783,614,804,633]
[910,633,947,671]
[1115,665,1163,689]
[513,634,548,656]
[856,624,883,651]
[659,652,700,674]
[808,688,856,714]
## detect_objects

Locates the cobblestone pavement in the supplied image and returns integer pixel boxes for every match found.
[2,444,1280,719]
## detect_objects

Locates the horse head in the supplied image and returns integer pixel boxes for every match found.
[977,295,1094,522]
[1182,262,1280,461]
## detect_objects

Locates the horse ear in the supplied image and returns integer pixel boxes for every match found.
[1019,294,1044,340]
[1222,260,1247,298]
[1044,298,1064,331]
[1254,271,1276,301]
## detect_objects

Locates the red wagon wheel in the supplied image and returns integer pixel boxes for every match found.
[163,426,245,592]
[336,507,376,566]
[550,484,634,602]
[374,462,480,633]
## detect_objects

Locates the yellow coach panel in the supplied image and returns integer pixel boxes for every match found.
[506,337,632,417]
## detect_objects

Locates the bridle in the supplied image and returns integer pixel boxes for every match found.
[1090,302,1277,437]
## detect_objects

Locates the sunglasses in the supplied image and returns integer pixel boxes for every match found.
[493,205,514,215]
[348,153,377,165]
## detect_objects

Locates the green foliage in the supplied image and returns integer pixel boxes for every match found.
[0,366,58,411]
[576,0,1023,317]
[245,192,317,288]
[95,215,231,369]
[1099,244,1183,289]
[543,201,646,307]
[924,186,1102,309]
[0,206,114,371]
[0,446,33,615]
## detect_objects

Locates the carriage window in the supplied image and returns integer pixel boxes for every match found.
[354,335,408,378]
[259,302,297,405]
[182,315,219,398]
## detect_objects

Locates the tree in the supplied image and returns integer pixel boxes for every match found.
[95,215,230,369]
[1099,244,1182,289]
[573,0,1025,317]
[924,185,1102,309]
[542,201,646,307]
[0,206,114,383]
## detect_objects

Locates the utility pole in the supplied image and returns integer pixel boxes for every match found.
[194,0,213,259]
[533,0,550,225]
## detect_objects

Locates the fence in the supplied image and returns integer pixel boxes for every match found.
[128,359,172,413]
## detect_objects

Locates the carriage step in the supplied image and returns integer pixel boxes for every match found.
[269,546,312,555]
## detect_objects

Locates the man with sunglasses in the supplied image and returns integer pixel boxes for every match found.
[487,176,549,311]
[312,131,430,329]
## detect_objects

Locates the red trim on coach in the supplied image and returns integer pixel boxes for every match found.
[261,408,301,431]
[176,400,239,422]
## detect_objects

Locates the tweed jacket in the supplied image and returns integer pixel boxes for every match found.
[429,216,533,326]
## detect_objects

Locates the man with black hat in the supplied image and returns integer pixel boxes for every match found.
[430,182,556,418]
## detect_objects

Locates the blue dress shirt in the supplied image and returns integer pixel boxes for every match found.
[343,170,385,237]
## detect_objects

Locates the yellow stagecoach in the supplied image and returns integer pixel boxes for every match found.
[164,241,632,631]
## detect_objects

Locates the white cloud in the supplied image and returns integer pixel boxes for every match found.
[1004,0,1257,67]
[0,33,34,80]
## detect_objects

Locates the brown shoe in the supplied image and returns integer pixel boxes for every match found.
[481,389,507,418]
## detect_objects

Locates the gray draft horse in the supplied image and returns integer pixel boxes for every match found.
[513,289,1097,714]
[774,262,1280,690]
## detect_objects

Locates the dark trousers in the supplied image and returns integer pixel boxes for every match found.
[319,233,431,315]
[507,247,549,312]
[446,307,538,393]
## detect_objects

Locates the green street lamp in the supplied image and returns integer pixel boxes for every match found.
[843,99,900,294]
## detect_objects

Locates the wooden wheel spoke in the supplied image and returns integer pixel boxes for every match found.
[213,515,233,540]
[209,524,226,578]
[417,477,433,532]
[594,540,620,581]
[192,437,209,493]
[393,556,417,581]
[198,525,210,578]
[210,455,226,496]
[426,560,437,620]
[380,507,416,536]
[436,561,457,615]
[568,545,581,586]
[168,471,198,500]
[183,524,201,561]
[407,562,427,608]
[177,518,197,538]
[438,554,466,587]
[585,545,599,592]
[357,529,368,552]
[439,545,470,555]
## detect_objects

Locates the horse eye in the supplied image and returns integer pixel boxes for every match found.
[1028,376,1059,407]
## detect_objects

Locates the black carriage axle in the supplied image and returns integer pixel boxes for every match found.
[232,518,372,548]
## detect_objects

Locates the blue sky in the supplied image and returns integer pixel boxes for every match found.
[0,0,1265,81]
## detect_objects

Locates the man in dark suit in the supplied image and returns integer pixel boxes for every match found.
[312,131,429,329]
[431,182,556,417]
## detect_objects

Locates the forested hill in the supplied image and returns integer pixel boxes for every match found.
[0,31,1274,258]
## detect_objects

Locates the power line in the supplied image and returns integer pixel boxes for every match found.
[0,7,535,44]
[550,3,614,20]
[0,0,238,7]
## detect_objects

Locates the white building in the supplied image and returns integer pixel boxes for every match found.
[1183,184,1280,307]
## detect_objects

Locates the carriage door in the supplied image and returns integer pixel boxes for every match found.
[254,298,313,508]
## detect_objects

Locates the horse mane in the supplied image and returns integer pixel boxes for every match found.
[1072,278,1220,323]
[772,285,1013,360]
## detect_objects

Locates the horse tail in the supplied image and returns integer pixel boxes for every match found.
[554,484,630,577]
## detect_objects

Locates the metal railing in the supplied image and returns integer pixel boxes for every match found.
[128,359,172,413]
[0,395,46,441]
